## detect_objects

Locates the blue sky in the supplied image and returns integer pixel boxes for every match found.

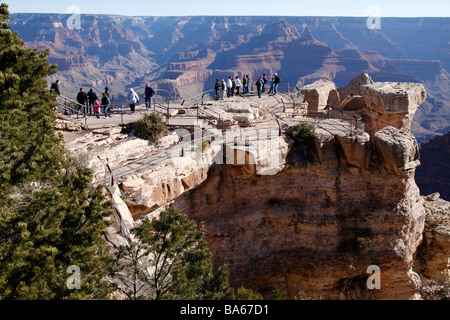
[6,0,450,17]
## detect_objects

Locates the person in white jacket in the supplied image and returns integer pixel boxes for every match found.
[226,76,233,98]
[127,88,139,114]
[235,76,242,95]
[221,79,226,100]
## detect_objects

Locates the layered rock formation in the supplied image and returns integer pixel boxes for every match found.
[172,122,425,300]
[10,14,449,142]
[301,79,340,114]
[361,82,427,134]
[338,73,374,99]
[61,76,449,300]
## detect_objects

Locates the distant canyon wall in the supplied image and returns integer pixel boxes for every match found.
[9,14,450,142]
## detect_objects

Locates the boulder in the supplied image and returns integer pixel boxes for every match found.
[361,82,426,135]
[374,126,420,175]
[301,79,340,114]
[362,82,426,115]
[338,73,374,99]
[336,131,372,169]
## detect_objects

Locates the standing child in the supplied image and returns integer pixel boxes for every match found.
[94,99,101,118]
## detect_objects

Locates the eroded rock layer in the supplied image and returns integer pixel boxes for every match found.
[173,125,425,299]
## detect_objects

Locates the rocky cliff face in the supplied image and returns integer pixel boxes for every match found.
[59,76,450,300]
[170,124,425,300]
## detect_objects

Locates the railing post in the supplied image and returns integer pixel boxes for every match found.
[64,99,68,115]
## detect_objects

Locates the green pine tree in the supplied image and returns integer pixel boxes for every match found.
[114,204,234,300]
[271,288,286,300]
[235,287,264,300]
[0,3,116,299]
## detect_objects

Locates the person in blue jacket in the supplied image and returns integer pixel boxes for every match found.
[127,88,139,114]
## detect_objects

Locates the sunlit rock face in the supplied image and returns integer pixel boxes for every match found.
[61,77,447,300]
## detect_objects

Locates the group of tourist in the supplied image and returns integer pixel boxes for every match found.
[76,87,112,118]
[214,72,281,100]
[50,80,157,118]
[52,72,281,119]
[124,84,156,114]
[214,75,250,100]
[255,73,281,98]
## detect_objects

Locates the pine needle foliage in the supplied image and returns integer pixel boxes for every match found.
[0,3,116,300]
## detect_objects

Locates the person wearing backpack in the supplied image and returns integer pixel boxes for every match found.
[262,74,268,93]
[274,73,281,94]
[101,93,111,118]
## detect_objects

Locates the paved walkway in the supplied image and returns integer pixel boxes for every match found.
[63,106,169,130]
[61,102,210,130]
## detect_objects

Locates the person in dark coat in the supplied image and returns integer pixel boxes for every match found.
[104,87,111,111]
[101,93,111,118]
[76,88,88,117]
[256,76,263,98]
[274,73,281,94]
[87,88,98,115]
[50,80,61,96]
[242,74,248,94]
[214,79,220,100]
[144,83,155,111]
[231,77,236,97]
